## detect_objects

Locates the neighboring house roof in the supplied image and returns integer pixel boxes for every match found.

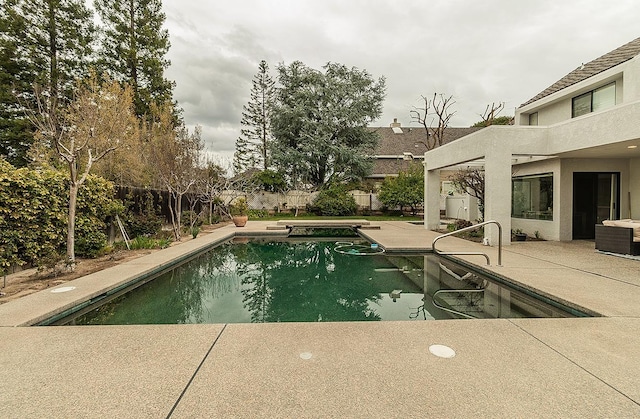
[520,37,640,107]
[367,125,482,177]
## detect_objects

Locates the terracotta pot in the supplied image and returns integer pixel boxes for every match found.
[232,215,248,227]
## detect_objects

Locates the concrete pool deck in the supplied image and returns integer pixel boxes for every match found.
[1,221,639,417]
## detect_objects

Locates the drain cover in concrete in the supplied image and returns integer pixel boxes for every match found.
[299,352,313,360]
[429,344,456,358]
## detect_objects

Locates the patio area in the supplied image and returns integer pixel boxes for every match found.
[1,221,639,417]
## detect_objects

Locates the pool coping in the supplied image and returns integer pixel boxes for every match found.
[0,220,619,327]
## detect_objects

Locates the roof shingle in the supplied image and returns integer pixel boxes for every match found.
[520,37,640,108]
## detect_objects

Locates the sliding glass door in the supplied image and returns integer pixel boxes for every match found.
[572,172,619,239]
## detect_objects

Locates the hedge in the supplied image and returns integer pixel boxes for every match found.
[0,160,121,271]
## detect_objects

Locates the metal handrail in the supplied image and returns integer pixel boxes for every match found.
[432,289,485,319]
[432,220,502,266]
[437,251,490,265]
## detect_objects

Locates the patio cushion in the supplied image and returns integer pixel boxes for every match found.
[602,219,640,241]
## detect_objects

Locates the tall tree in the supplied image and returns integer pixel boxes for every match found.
[233,60,276,174]
[0,0,96,166]
[27,73,138,268]
[0,8,33,166]
[94,0,176,119]
[271,61,385,189]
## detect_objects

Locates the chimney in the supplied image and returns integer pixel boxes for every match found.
[390,118,401,128]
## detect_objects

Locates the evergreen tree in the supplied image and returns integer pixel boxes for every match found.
[0,0,96,166]
[233,134,253,175]
[271,61,385,189]
[94,0,176,119]
[233,60,276,174]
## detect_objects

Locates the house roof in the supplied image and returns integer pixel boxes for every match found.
[520,37,640,108]
[369,126,481,156]
[367,126,481,177]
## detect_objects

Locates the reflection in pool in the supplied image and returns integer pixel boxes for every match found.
[64,238,579,325]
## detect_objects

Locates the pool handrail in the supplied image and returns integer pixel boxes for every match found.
[432,220,503,266]
[432,288,485,319]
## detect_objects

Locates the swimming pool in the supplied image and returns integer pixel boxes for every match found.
[54,236,582,325]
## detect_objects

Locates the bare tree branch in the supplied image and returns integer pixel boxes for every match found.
[410,93,456,150]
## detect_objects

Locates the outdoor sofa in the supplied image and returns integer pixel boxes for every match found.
[595,219,640,256]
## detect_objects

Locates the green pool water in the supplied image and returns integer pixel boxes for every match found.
[65,238,578,325]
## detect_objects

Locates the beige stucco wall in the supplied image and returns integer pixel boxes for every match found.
[623,55,640,102]
[516,53,640,127]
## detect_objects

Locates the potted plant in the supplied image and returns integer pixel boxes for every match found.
[230,197,249,227]
[512,229,527,241]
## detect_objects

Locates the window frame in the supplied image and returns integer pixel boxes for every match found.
[571,82,616,118]
[511,173,554,221]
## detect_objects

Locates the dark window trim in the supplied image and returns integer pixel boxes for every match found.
[571,82,616,118]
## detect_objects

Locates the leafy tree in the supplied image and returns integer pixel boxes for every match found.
[0,0,96,166]
[271,61,385,189]
[27,73,138,268]
[449,168,485,220]
[234,60,276,174]
[471,116,514,127]
[251,170,286,193]
[94,0,177,120]
[378,162,424,215]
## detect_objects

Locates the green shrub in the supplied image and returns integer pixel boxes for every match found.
[75,175,122,257]
[128,236,172,250]
[248,209,269,218]
[0,162,122,267]
[454,219,473,230]
[126,214,163,238]
[191,226,200,239]
[308,185,357,216]
[377,162,424,215]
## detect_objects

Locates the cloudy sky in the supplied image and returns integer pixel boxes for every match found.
[161,0,639,162]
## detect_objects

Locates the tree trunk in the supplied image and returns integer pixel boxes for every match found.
[67,182,78,269]
[175,192,183,240]
[167,191,180,241]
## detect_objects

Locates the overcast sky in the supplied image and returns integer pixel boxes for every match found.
[161,0,640,162]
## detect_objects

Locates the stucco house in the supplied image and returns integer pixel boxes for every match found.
[423,37,640,245]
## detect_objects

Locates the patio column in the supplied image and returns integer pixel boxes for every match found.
[484,147,512,245]
[424,164,441,230]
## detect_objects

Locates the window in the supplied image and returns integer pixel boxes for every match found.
[512,173,553,220]
[572,82,616,118]
[528,112,538,126]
